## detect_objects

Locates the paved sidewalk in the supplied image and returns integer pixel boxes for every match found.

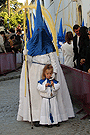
[0,78,90,135]
[0,68,21,82]
[0,68,90,135]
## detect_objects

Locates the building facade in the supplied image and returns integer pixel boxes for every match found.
[44,0,90,32]
[30,0,90,33]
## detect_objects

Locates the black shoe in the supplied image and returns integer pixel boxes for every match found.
[48,125,53,128]
[56,123,60,127]
[34,121,40,127]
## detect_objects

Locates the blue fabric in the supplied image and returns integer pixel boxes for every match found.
[49,99,54,123]
[26,0,55,56]
[33,13,36,28]
[57,18,65,48]
[82,19,84,26]
[38,78,58,85]
[50,113,54,123]
[59,18,63,37]
[26,16,30,40]
[27,28,55,56]
[53,79,58,84]
[44,20,53,41]
[34,0,45,31]
[38,78,46,84]
[47,79,51,86]
[32,61,46,65]
[57,33,65,48]
[31,27,33,37]
[63,28,66,39]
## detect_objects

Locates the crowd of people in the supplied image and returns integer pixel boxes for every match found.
[0,19,24,54]
[60,24,90,73]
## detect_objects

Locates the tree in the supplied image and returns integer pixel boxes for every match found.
[0,0,7,6]
[0,0,24,30]
[0,0,7,11]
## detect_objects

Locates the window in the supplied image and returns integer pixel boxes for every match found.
[78,5,82,26]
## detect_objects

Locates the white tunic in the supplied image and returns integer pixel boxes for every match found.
[37,78,61,125]
[17,52,75,122]
[61,41,74,68]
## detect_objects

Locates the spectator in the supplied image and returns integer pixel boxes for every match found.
[16,24,22,32]
[61,31,74,68]
[73,24,80,68]
[0,31,7,53]
[0,17,5,32]
[84,27,90,73]
[9,28,15,33]
[16,29,22,52]
[78,26,89,71]
[73,25,89,71]
[8,28,15,39]
[9,34,19,53]
[2,32,11,52]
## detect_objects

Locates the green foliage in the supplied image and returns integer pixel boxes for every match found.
[0,0,24,30]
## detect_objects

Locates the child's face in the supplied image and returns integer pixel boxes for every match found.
[45,69,53,79]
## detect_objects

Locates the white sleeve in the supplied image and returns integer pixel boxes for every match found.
[59,41,63,46]
[53,83,60,91]
[61,45,65,58]
[37,83,47,93]
[49,52,57,74]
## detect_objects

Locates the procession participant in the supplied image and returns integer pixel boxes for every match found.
[0,31,7,53]
[17,0,74,127]
[61,31,74,68]
[37,64,60,127]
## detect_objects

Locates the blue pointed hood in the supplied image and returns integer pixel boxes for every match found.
[44,20,53,41]
[26,16,30,40]
[27,0,55,56]
[63,28,66,42]
[34,0,45,31]
[57,18,65,48]
[59,18,63,37]
[82,19,84,26]
[63,28,66,38]
[33,13,36,29]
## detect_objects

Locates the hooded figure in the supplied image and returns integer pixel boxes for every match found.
[17,0,74,125]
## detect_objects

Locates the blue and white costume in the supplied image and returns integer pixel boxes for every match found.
[17,0,74,123]
[37,78,61,125]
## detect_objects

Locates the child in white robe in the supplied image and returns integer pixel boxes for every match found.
[37,64,61,127]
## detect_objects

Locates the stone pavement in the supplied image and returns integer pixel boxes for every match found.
[0,68,21,82]
[0,69,90,135]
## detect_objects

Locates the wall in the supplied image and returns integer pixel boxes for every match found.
[44,0,90,34]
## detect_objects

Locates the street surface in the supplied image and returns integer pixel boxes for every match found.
[0,75,90,135]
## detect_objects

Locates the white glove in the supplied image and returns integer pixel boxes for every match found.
[49,72,56,80]
[74,60,77,65]
[59,41,63,46]
[23,48,28,56]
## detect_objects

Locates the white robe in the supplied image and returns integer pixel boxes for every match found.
[17,52,75,122]
[37,78,61,125]
[61,41,74,68]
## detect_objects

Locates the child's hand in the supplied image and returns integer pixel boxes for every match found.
[51,81,54,87]
[45,83,50,87]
